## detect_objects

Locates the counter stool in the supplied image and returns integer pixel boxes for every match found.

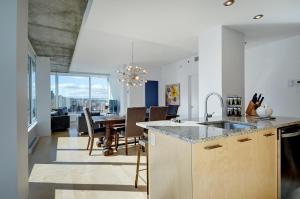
[135,138,149,195]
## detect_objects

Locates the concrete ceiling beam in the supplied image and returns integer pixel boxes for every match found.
[28,0,87,72]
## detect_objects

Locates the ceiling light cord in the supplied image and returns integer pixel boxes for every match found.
[116,40,147,87]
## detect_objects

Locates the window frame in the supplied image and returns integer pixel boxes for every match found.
[27,54,37,128]
[50,72,110,112]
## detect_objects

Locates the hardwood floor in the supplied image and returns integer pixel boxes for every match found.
[29,128,147,199]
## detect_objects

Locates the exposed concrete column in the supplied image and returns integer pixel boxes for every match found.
[198,26,245,118]
[0,0,29,198]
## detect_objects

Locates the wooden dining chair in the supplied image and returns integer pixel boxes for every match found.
[149,106,168,121]
[83,107,106,156]
[114,107,147,155]
[167,105,179,116]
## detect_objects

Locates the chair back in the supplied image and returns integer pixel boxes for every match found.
[83,107,94,138]
[167,105,179,116]
[149,106,168,121]
[125,107,147,138]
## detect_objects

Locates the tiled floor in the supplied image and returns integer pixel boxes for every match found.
[28,128,147,199]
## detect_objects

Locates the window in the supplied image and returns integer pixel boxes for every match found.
[27,55,37,126]
[91,76,109,111]
[51,73,110,114]
[27,57,30,126]
[50,74,56,109]
[58,75,89,113]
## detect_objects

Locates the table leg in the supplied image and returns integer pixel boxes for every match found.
[103,123,114,156]
[96,137,104,147]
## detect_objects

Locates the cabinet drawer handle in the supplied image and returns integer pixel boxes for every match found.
[264,133,275,137]
[204,144,222,150]
[237,138,252,142]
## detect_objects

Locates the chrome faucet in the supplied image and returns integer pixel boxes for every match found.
[204,92,224,122]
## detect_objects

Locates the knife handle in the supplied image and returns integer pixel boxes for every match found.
[252,93,258,103]
[259,97,264,105]
[257,94,262,102]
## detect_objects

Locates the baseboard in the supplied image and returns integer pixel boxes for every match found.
[28,136,40,154]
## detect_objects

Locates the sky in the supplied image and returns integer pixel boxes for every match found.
[51,75,109,99]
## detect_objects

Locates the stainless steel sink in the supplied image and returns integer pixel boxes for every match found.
[198,120,256,130]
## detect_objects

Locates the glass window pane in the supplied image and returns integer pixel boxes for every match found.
[27,56,31,126]
[31,59,37,121]
[50,74,56,109]
[91,76,109,112]
[58,75,89,113]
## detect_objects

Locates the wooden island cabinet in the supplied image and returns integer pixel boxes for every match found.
[148,129,277,199]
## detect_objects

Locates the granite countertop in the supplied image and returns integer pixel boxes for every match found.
[136,116,300,144]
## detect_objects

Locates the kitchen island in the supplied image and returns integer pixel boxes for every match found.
[137,117,300,199]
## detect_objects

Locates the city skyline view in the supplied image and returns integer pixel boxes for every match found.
[51,74,110,99]
[51,74,110,112]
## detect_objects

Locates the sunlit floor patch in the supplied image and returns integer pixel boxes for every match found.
[55,137,143,163]
[55,189,147,199]
[56,137,88,150]
[29,163,146,185]
[29,129,147,199]
[55,146,143,163]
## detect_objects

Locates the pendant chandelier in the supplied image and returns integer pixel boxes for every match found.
[117,41,147,87]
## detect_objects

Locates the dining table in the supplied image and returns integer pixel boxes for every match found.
[92,115,125,156]
[91,113,179,156]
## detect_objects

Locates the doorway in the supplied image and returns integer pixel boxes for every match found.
[188,75,199,120]
[145,80,159,108]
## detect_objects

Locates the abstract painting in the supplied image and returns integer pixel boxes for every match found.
[165,84,180,105]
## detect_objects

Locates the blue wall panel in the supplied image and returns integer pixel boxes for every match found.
[145,80,158,108]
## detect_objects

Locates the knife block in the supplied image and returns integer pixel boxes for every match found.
[246,101,258,116]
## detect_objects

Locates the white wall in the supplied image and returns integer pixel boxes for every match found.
[128,65,161,107]
[28,124,37,149]
[119,83,129,116]
[36,57,51,136]
[198,26,245,118]
[245,35,300,117]
[116,65,161,115]
[160,55,199,120]
[0,0,28,198]
[222,27,245,114]
[198,26,223,117]
[28,45,51,145]
[109,69,122,103]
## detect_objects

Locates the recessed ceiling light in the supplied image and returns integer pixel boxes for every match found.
[253,14,264,19]
[223,0,235,6]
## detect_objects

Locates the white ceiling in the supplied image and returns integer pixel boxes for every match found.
[70,0,300,73]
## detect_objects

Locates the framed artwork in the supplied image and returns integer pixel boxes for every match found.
[165,84,180,105]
